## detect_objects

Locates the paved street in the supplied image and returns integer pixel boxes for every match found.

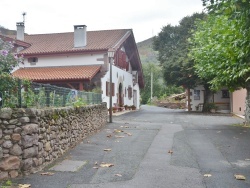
[13,105,250,188]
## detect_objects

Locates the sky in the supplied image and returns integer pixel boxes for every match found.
[1,0,204,42]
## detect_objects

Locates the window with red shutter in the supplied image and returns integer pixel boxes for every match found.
[106,81,115,96]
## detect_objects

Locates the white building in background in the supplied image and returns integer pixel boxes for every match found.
[186,85,230,113]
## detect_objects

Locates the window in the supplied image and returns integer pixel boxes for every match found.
[128,86,132,99]
[28,57,38,63]
[222,90,229,98]
[106,82,114,96]
[194,90,200,100]
[28,57,38,65]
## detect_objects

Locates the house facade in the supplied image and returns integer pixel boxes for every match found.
[2,23,144,109]
[186,85,230,112]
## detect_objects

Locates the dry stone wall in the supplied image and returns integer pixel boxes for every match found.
[0,103,107,180]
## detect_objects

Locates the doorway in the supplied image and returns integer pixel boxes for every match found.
[119,83,123,105]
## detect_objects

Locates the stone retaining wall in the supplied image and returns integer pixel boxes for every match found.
[0,103,107,180]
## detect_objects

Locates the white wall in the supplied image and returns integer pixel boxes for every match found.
[133,83,140,108]
[21,54,104,68]
[101,64,140,109]
[189,85,230,111]
[189,85,204,111]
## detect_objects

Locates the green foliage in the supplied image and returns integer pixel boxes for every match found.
[189,2,250,91]
[153,13,206,88]
[140,62,184,104]
[73,97,87,107]
[0,38,22,74]
[203,103,218,112]
[91,87,102,94]
[0,73,19,107]
[1,180,12,188]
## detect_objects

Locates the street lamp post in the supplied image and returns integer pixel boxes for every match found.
[108,49,115,123]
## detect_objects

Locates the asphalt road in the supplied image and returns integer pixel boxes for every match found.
[12,105,250,188]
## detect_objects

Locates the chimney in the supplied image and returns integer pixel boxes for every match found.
[16,22,25,41]
[74,25,87,48]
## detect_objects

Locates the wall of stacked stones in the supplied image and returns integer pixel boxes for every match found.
[0,103,107,180]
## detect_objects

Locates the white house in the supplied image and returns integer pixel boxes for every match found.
[186,85,230,112]
[1,22,144,109]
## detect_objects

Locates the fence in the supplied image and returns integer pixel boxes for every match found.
[0,81,102,108]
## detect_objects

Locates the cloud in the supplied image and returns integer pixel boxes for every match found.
[0,0,203,42]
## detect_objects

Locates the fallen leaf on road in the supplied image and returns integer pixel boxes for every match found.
[234,174,246,180]
[100,163,114,167]
[115,174,122,177]
[40,172,54,176]
[93,166,99,169]
[114,129,124,133]
[95,161,98,165]
[104,148,112,151]
[168,150,173,154]
[124,132,132,136]
[107,135,112,138]
[204,174,212,177]
[125,126,129,128]
[115,135,125,138]
[19,184,31,188]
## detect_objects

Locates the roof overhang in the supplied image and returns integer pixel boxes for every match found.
[12,65,101,81]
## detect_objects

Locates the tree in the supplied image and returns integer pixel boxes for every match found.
[140,63,163,104]
[190,0,250,121]
[140,62,184,104]
[0,38,24,107]
[153,13,206,87]
[0,38,22,74]
[153,13,214,111]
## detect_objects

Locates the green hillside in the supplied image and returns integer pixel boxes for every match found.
[137,38,159,64]
[0,26,16,35]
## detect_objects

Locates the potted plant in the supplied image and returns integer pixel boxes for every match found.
[124,105,128,110]
[131,105,136,110]
[112,106,118,113]
[206,103,218,113]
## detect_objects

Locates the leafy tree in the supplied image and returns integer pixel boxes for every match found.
[190,0,250,120]
[0,38,21,74]
[0,38,24,107]
[140,62,184,104]
[140,63,163,104]
[153,13,206,88]
[153,13,214,111]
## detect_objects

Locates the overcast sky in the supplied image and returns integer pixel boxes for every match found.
[1,0,204,42]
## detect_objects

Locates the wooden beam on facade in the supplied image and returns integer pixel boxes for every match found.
[67,83,75,89]
[79,82,84,91]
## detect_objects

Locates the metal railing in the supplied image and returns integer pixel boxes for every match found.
[0,81,102,108]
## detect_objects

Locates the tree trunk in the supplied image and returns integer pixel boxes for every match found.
[202,84,213,112]
[245,86,250,124]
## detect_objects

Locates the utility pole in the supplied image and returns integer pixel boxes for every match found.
[151,71,153,103]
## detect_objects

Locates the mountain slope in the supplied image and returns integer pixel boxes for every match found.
[137,37,158,64]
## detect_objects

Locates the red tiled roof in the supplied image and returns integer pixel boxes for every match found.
[12,65,101,81]
[19,29,131,55]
